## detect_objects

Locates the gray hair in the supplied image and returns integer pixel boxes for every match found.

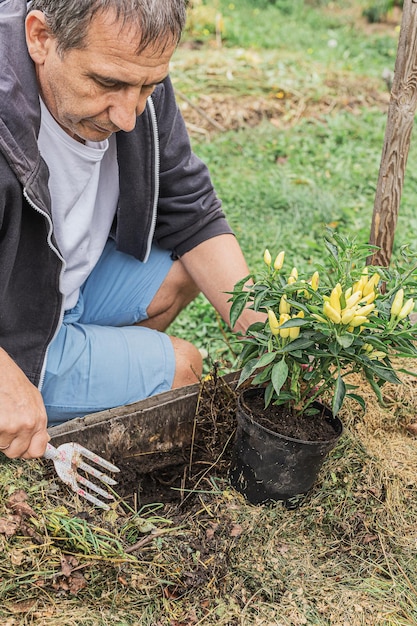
[28,0,188,55]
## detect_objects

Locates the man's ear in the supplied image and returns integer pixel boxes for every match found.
[25,10,54,65]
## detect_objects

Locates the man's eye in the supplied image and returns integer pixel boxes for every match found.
[95,79,117,88]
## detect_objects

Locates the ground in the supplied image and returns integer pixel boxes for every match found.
[2,368,417,625]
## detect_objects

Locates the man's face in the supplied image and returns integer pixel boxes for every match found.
[26,10,176,143]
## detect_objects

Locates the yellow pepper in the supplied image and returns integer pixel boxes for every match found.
[279,295,291,315]
[369,350,386,360]
[362,272,380,297]
[323,301,341,324]
[289,310,305,340]
[263,249,272,267]
[329,284,342,313]
[287,267,298,285]
[341,308,356,325]
[279,313,290,338]
[360,290,377,305]
[311,313,327,323]
[353,275,367,294]
[398,298,414,320]
[357,303,375,317]
[289,324,300,340]
[390,288,404,318]
[345,291,362,309]
[268,309,280,336]
[349,315,368,328]
[310,271,319,291]
[273,251,285,271]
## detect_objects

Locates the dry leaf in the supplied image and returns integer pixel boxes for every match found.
[406,423,417,436]
[9,549,25,566]
[68,572,88,595]
[229,523,243,538]
[205,522,219,540]
[0,515,21,537]
[6,599,37,614]
[6,490,36,518]
[59,554,79,578]
[19,522,44,545]
[7,489,28,505]
[9,501,36,518]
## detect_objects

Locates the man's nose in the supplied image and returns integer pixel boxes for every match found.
[108,88,150,132]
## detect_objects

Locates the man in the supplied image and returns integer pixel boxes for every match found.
[0,0,259,460]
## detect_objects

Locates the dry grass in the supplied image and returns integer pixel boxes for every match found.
[1,364,417,625]
[171,46,390,137]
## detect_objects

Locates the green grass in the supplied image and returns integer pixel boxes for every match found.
[168,0,417,367]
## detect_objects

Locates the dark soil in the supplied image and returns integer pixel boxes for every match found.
[116,372,239,508]
[240,390,339,442]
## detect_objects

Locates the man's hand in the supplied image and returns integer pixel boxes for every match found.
[0,348,50,459]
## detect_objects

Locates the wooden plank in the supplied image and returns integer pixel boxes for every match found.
[369,0,417,266]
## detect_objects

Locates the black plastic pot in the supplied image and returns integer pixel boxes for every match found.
[229,387,343,506]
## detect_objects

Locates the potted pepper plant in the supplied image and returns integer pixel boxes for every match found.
[228,231,417,506]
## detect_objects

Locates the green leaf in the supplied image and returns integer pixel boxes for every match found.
[257,351,277,368]
[278,318,309,328]
[271,358,289,397]
[239,342,260,365]
[238,358,260,386]
[332,374,346,416]
[272,390,294,405]
[229,293,249,329]
[264,383,274,408]
[252,364,273,384]
[346,393,366,412]
[324,238,339,261]
[398,368,417,378]
[364,368,385,405]
[336,333,355,348]
[282,337,314,352]
[371,364,402,385]
[288,350,303,358]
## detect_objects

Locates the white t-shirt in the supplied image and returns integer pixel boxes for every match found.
[38,99,119,310]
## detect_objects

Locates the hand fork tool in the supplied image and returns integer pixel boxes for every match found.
[44,442,120,510]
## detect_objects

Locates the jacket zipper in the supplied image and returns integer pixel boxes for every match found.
[24,99,158,387]
[143,96,160,263]
[23,187,66,391]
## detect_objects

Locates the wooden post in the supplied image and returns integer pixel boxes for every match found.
[368,0,417,267]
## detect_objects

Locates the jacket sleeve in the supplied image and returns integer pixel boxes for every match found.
[151,77,234,258]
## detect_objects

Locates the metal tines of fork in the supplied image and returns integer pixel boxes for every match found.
[44,442,120,510]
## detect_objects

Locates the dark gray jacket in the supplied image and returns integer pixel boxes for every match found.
[0,0,232,387]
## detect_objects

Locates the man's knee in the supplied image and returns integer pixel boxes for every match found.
[162,260,200,310]
[142,261,200,331]
[170,336,202,388]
